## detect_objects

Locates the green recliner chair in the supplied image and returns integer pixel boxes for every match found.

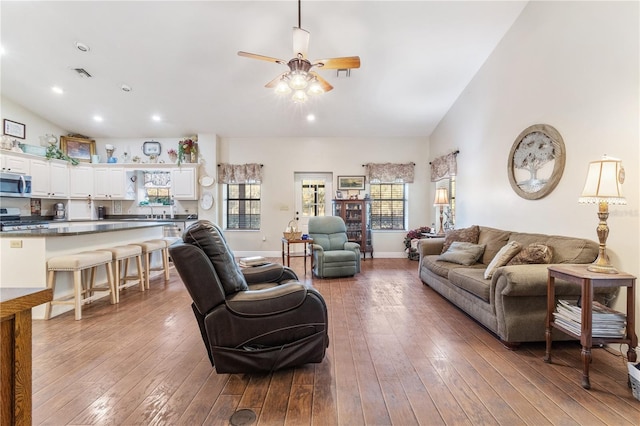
[308,216,361,278]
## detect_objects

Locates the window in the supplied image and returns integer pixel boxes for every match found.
[301,179,326,217]
[370,183,406,230]
[227,183,261,230]
[142,171,171,205]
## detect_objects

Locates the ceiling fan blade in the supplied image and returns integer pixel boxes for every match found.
[238,51,287,65]
[292,27,310,59]
[312,56,361,70]
[310,72,333,92]
[265,73,288,88]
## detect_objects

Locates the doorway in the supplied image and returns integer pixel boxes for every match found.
[294,172,333,234]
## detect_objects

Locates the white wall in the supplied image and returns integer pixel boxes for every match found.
[430,1,639,341]
[217,137,430,256]
[1,96,68,147]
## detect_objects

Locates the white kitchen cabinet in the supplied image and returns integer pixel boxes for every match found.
[1,152,30,174]
[68,164,94,198]
[171,167,197,200]
[94,166,132,200]
[30,158,69,198]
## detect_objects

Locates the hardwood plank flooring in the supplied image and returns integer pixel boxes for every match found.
[31,258,639,425]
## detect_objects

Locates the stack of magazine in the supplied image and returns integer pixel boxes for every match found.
[554,299,626,338]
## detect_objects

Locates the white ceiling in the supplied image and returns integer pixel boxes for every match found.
[0,1,528,139]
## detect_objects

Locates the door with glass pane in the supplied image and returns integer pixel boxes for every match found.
[294,172,333,234]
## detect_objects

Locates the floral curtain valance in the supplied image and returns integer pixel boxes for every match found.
[217,163,263,184]
[365,162,415,183]
[430,152,458,182]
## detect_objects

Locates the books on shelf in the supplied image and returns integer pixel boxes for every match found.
[554,299,626,338]
[239,256,268,267]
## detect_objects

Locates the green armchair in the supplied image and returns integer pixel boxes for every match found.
[308,216,361,278]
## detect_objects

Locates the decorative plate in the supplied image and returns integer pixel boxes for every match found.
[199,176,214,187]
[200,192,214,210]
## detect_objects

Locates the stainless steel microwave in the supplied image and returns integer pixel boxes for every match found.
[0,172,32,197]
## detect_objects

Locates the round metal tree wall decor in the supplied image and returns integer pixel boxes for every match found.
[508,124,566,200]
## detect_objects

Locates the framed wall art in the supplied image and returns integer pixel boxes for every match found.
[60,136,96,163]
[3,119,25,139]
[507,124,566,200]
[338,175,365,190]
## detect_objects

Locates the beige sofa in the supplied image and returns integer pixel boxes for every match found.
[418,226,618,348]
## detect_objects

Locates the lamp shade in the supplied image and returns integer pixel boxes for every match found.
[434,187,449,206]
[578,157,626,205]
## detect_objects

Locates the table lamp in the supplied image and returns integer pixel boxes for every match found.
[578,156,626,273]
[434,187,449,236]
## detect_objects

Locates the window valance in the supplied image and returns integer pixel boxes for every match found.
[430,151,458,182]
[364,162,415,183]
[217,163,263,184]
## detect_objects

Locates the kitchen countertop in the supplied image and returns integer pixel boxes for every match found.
[0,220,166,237]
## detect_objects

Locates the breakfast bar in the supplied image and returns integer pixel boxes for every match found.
[0,221,165,319]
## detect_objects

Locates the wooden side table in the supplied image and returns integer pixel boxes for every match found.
[1,287,53,425]
[544,264,637,389]
[281,238,314,275]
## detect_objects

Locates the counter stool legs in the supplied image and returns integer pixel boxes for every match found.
[45,250,115,320]
[104,245,145,303]
[134,240,170,290]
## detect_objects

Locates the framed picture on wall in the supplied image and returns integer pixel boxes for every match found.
[3,119,25,139]
[60,136,96,163]
[338,175,365,190]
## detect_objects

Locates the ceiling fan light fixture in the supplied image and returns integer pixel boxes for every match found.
[307,80,324,96]
[289,70,309,90]
[274,79,292,95]
[292,90,308,103]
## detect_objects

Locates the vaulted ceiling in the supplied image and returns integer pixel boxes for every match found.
[1,1,527,139]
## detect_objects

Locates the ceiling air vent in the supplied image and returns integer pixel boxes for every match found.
[73,68,92,78]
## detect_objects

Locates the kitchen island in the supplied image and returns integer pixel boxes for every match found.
[0,221,167,319]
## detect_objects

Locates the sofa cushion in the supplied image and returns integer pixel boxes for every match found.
[421,255,462,278]
[478,227,512,265]
[441,225,480,253]
[183,220,249,294]
[448,268,491,302]
[507,232,597,264]
[507,243,553,265]
[438,241,485,266]
[484,240,522,279]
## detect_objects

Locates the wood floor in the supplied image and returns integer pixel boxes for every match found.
[31,257,639,425]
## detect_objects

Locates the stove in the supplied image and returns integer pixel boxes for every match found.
[0,207,50,231]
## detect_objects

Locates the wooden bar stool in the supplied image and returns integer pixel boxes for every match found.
[134,240,169,289]
[45,250,115,320]
[103,245,144,303]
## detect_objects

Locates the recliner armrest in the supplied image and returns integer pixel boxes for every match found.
[226,282,310,316]
[242,263,298,283]
[344,242,360,251]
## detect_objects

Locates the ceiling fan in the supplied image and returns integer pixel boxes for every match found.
[238,0,361,103]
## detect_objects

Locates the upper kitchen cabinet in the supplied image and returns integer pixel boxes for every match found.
[171,167,197,200]
[94,166,134,200]
[30,158,69,198]
[68,164,94,198]
[1,151,30,174]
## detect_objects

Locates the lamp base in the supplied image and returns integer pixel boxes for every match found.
[587,256,619,274]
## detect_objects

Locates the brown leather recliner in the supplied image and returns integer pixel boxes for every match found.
[169,220,329,374]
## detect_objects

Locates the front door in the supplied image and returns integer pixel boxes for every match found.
[294,172,333,234]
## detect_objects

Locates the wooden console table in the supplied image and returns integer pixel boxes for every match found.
[1,288,53,425]
[543,264,637,389]
[281,238,314,275]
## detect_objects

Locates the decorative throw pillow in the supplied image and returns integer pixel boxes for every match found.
[507,243,553,266]
[182,220,249,294]
[483,241,522,279]
[441,225,480,254]
[438,241,486,266]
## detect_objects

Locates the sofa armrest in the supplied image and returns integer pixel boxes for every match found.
[226,282,309,315]
[242,263,298,283]
[493,264,552,297]
[418,238,444,256]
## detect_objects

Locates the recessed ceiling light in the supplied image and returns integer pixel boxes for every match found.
[151,115,161,122]
[93,115,103,122]
[51,86,64,94]
[121,84,132,92]
[75,41,90,52]
[307,114,316,122]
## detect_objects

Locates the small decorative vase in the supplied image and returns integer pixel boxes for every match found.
[168,153,177,163]
[190,152,197,163]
